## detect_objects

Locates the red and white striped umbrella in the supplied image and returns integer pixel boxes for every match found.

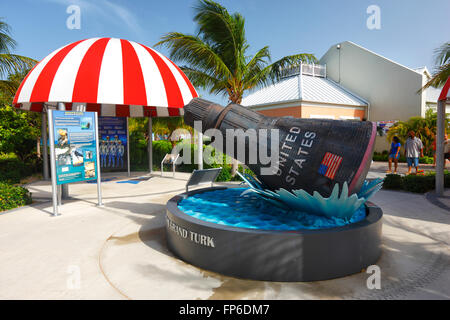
[13,37,198,117]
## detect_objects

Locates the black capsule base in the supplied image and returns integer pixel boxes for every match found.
[166,187,383,282]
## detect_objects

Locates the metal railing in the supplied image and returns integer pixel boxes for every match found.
[280,63,326,79]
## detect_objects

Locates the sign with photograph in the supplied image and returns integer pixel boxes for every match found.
[52,110,98,184]
[98,117,127,171]
[376,120,398,137]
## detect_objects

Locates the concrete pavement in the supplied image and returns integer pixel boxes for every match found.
[0,170,449,299]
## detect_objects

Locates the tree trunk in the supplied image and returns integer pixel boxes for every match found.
[231,158,239,177]
[229,94,241,177]
[37,137,41,158]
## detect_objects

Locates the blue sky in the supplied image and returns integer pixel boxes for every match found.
[1,0,449,104]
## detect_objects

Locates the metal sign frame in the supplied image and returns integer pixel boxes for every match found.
[47,109,103,216]
[185,167,222,192]
[161,153,180,177]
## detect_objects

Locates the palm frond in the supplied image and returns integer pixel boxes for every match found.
[434,42,450,66]
[0,54,36,78]
[244,53,318,89]
[266,53,318,81]
[422,63,450,90]
[193,0,247,73]
[155,0,317,104]
[244,46,270,74]
[155,32,231,79]
[180,66,228,97]
[420,42,450,91]
[0,79,19,96]
[240,46,273,89]
[0,20,17,53]
[181,66,221,88]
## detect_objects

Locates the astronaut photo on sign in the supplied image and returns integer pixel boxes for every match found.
[57,129,69,148]
[55,128,71,166]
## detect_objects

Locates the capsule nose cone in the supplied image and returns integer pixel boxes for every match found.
[348,121,377,194]
[184,98,211,127]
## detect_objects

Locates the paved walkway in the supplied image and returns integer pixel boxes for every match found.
[367,160,447,180]
[0,170,449,299]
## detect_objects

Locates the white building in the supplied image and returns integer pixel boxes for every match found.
[242,41,443,151]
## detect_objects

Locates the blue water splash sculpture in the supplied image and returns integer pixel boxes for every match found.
[237,172,383,221]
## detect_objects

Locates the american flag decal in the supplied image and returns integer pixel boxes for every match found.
[318,152,343,180]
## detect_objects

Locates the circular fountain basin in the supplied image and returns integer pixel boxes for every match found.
[166,187,382,282]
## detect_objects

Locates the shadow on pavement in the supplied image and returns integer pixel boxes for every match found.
[105,201,166,217]
[425,191,450,212]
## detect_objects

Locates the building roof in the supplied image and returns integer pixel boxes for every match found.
[413,66,431,77]
[241,73,368,107]
[321,41,423,76]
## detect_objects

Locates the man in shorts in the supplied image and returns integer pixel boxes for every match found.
[404,131,423,175]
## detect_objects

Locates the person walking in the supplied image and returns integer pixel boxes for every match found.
[387,136,401,174]
[405,131,424,175]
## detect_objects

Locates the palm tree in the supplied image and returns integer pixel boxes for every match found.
[0,19,36,91]
[156,0,317,174]
[422,42,449,90]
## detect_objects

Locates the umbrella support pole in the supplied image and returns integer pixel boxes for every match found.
[42,112,49,180]
[127,117,130,177]
[57,102,69,199]
[94,112,103,206]
[436,99,445,196]
[148,117,153,173]
[47,109,60,216]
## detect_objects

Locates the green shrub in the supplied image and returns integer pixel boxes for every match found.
[129,138,175,171]
[229,165,256,181]
[372,153,388,162]
[419,156,434,164]
[216,165,232,182]
[402,174,435,193]
[0,154,33,184]
[153,140,173,164]
[129,134,148,169]
[383,171,450,193]
[152,141,252,182]
[0,182,32,211]
[383,174,404,190]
